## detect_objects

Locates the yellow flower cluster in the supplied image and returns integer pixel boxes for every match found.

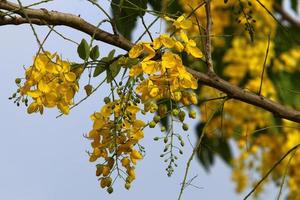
[179,0,233,46]
[273,47,300,73]
[178,0,300,198]
[128,15,202,105]
[19,52,80,115]
[88,95,145,191]
[223,38,275,84]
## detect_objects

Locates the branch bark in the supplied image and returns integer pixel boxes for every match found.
[274,3,300,29]
[1,0,300,123]
[187,69,300,123]
[0,1,133,51]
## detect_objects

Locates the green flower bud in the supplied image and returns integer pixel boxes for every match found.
[172,109,179,116]
[149,121,156,128]
[107,187,114,194]
[153,115,161,123]
[182,123,189,131]
[125,182,131,190]
[104,97,111,104]
[15,78,21,84]
[163,137,168,143]
[180,141,185,147]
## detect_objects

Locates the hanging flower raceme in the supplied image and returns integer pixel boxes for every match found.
[128,15,202,105]
[87,92,145,192]
[16,52,81,115]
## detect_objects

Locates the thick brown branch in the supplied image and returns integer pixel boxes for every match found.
[187,68,300,123]
[274,3,300,28]
[1,1,300,123]
[0,1,133,51]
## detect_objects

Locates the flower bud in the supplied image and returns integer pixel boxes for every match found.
[178,111,186,122]
[107,187,114,194]
[182,123,189,131]
[153,115,161,123]
[189,110,196,119]
[149,121,156,128]
[84,84,93,96]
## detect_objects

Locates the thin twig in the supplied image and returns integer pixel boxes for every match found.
[243,143,300,200]
[258,34,270,95]
[204,0,214,74]
[140,15,153,42]
[56,77,107,118]
[276,148,298,200]
[177,98,227,200]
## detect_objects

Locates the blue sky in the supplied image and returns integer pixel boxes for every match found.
[0,0,283,199]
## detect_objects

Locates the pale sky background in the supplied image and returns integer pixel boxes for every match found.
[1,0,296,200]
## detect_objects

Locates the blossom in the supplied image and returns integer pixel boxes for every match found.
[19,52,80,115]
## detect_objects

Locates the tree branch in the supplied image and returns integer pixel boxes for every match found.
[0,1,133,51]
[274,3,300,29]
[187,69,300,123]
[1,1,300,123]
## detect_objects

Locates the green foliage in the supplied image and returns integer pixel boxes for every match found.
[93,49,116,78]
[77,39,90,60]
[291,0,298,13]
[273,72,300,109]
[196,122,233,171]
[148,0,183,15]
[111,0,147,40]
[90,45,100,61]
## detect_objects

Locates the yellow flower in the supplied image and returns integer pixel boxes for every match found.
[165,15,192,30]
[129,43,144,58]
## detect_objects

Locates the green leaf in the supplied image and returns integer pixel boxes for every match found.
[148,0,183,15]
[273,72,300,109]
[93,62,106,77]
[77,39,90,60]
[107,60,121,83]
[90,45,100,61]
[108,49,116,60]
[94,50,118,78]
[215,139,232,166]
[148,0,161,11]
[291,0,298,13]
[195,122,232,171]
[111,0,147,40]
